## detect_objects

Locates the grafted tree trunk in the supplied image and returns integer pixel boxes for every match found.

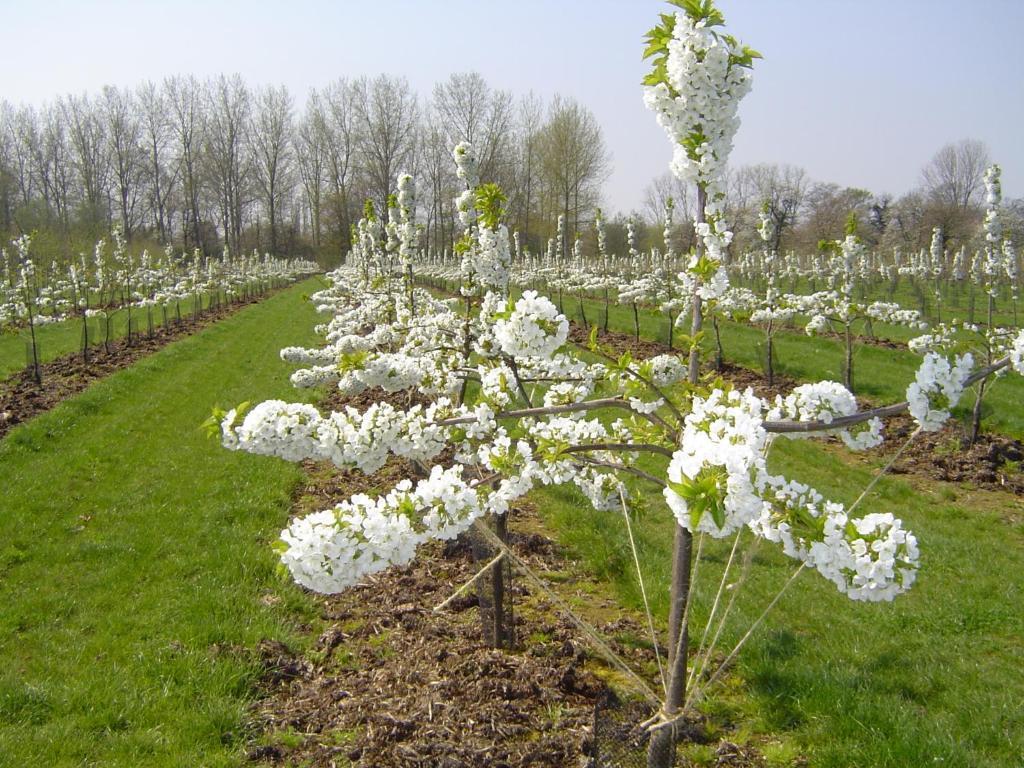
[647,184,706,768]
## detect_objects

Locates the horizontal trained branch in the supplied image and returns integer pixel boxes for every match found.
[764,355,1010,434]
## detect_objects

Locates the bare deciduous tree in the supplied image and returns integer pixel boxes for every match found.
[537,96,610,255]
[62,93,111,234]
[736,163,807,252]
[205,74,252,255]
[296,92,327,250]
[801,182,872,246]
[250,84,294,255]
[102,85,145,239]
[138,81,177,242]
[432,72,514,186]
[922,139,990,210]
[642,171,695,252]
[354,75,419,214]
[318,79,361,255]
[166,75,206,251]
[511,91,545,253]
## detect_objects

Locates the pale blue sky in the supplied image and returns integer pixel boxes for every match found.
[3,0,1021,214]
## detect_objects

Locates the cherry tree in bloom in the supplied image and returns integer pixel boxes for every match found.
[207,3,1024,763]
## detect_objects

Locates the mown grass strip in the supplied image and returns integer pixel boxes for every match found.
[0,278,324,767]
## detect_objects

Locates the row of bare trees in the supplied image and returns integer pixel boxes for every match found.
[0,72,610,265]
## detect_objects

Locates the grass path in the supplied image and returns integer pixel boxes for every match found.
[537,414,1024,767]
[0,278,324,767]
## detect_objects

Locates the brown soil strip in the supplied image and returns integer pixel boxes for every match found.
[883,413,1024,494]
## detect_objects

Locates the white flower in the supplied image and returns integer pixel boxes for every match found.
[278,465,484,594]
[649,354,688,387]
[663,388,767,538]
[751,477,918,602]
[1010,329,1024,375]
[629,397,665,415]
[906,352,973,432]
[492,291,569,359]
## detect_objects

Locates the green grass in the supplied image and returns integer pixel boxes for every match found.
[0,278,325,767]
[535,437,1024,767]
[553,291,1024,440]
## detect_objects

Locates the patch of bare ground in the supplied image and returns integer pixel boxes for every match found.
[882,413,1024,496]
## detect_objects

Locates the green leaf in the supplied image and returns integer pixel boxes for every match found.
[708,498,726,529]
[475,183,508,229]
[200,412,222,439]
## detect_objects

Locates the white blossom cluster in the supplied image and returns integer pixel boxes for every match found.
[649,354,689,387]
[792,291,927,336]
[767,381,884,451]
[474,223,513,292]
[1011,329,1024,375]
[660,386,918,601]
[453,142,479,232]
[751,477,918,602]
[643,13,752,199]
[663,388,766,538]
[492,290,569,359]
[906,352,973,432]
[222,398,455,474]
[280,465,482,593]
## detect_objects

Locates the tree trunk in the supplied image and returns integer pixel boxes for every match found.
[713,315,723,372]
[844,325,854,392]
[970,379,987,445]
[491,513,510,648]
[648,184,706,768]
